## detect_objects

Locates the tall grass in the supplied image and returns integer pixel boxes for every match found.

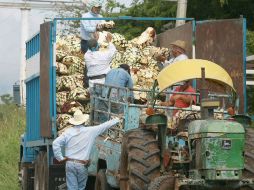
[0,104,25,190]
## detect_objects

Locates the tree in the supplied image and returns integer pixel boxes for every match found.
[0,94,13,105]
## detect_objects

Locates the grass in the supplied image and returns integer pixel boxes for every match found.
[0,104,25,190]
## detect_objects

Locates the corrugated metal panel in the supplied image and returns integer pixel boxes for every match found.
[196,19,245,113]
[26,33,40,60]
[26,76,41,141]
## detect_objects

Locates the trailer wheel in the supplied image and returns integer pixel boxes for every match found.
[20,166,29,190]
[34,152,48,190]
[242,127,254,190]
[120,128,160,190]
[95,169,111,190]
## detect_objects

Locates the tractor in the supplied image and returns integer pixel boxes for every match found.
[118,59,254,190]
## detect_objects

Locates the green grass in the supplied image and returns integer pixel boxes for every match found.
[0,104,25,190]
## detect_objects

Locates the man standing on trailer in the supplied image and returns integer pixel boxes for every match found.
[164,40,188,67]
[52,110,120,190]
[80,0,104,87]
[80,0,104,54]
[85,33,117,91]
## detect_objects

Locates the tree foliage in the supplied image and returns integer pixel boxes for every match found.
[0,94,13,105]
[187,0,254,30]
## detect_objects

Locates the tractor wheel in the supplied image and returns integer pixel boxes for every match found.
[95,169,111,190]
[242,127,254,190]
[120,128,160,190]
[148,176,175,190]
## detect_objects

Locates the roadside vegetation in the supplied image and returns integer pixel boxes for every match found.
[0,104,25,189]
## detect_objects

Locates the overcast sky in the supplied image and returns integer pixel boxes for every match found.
[0,0,132,96]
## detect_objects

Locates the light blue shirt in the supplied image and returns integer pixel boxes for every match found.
[105,68,134,99]
[80,11,103,40]
[52,118,119,161]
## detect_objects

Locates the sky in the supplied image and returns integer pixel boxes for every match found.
[0,0,132,96]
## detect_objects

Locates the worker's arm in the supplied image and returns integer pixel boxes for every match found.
[52,134,67,161]
[126,74,134,100]
[160,100,174,107]
[90,118,120,137]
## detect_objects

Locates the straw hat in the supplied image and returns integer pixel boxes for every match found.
[170,40,186,52]
[68,110,89,126]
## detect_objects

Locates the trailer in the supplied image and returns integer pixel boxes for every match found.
[19,17,249,190]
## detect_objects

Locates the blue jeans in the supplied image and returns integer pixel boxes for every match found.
[66,161,88,190]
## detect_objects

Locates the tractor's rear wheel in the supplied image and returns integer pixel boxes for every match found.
[120,128,160,190]
[242,127,254,190]
[148,176,175,190]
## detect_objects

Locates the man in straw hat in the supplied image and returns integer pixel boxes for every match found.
[163,40,188,68]
[52,110,120,190]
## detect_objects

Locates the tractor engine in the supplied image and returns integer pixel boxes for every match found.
[188,119,245,181]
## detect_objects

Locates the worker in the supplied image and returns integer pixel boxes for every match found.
[163,40,188,68]
[52,110,120,190]
[104,64,134,101]
[97,64,134,121]
[84,33,117,91]
[80,0,104,54]
[160,80,196,115]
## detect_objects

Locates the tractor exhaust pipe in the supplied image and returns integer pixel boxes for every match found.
[200,68,220,119]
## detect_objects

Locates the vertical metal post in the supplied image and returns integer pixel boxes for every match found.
[176,0,188,27]
[20,7,30,106]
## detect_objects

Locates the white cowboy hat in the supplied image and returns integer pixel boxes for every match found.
[68,110,90,126]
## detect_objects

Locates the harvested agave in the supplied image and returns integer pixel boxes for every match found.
[62,56,83,67]
[68,87,90,102]
[56,62,68,75]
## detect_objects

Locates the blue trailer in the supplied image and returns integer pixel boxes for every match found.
[19,17,249,190]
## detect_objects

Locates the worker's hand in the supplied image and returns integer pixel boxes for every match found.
[160,101,168,106]
[60,157,68,163]
[96,23,104,31]
[155,55,166,62]
[93,32,100,40]
[106,33,112,42]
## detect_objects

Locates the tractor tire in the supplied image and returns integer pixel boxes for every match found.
[120,128,160,190]
[95,169,111,190]
[242,127,254,190]
[148,175,175,190]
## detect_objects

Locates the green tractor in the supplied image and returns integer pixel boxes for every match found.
[119,60,254,190]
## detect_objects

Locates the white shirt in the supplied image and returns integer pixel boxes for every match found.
[163,53,188,68]
[81,11,103,40]
[85,43,117,77]
[52,118,119,161]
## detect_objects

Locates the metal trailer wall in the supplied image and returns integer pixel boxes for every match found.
[25,76,41,141]
[157,19,246,113]
[196,19,246,113]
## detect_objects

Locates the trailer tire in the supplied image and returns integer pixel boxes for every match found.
[21,165,34,190]
[95,169,111,190]
[34,152,48,190]
[242,127,254,190]
[120,128,160,190]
